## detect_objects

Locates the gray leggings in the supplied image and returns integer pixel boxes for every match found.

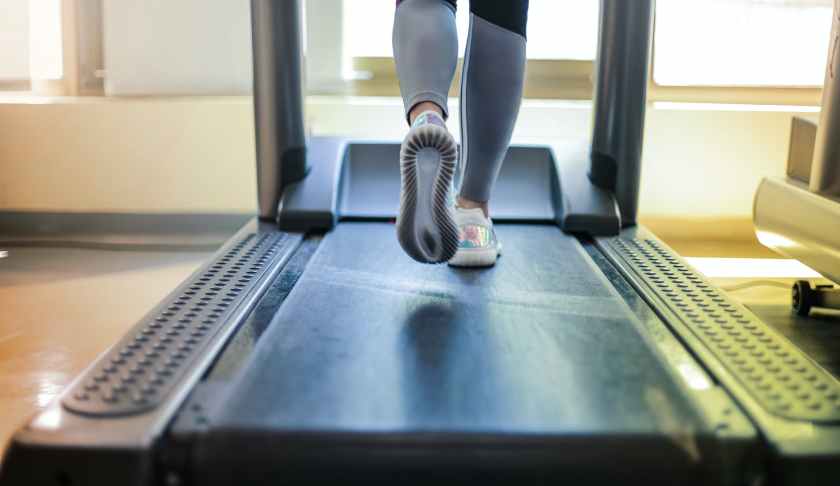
[393,0,528,203]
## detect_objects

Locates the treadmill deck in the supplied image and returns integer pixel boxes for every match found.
[209,223,700,433]
[177,223,722,483]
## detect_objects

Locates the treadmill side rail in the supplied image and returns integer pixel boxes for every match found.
[597,228,840,479]
[61,232,291,417]
[0,220,302,486]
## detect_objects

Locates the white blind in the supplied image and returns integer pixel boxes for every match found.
[102,0,253,95]
[0,0,30,81]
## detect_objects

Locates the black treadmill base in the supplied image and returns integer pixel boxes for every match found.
[188,431,716,486]
[168,223,732,484]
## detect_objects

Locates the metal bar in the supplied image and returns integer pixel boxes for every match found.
[810,0,840,197]
[754,177,840,285]
[589,0,655,227]
[251,0,308,221]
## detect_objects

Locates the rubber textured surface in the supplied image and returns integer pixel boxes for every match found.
[397,125,459,263]
[750,304,840,378]
[62,233,288,416]
[188,223,714,482]
[604,236,840,422]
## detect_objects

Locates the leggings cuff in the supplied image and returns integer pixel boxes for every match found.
[404,91,450,125]
[458,183,491,204]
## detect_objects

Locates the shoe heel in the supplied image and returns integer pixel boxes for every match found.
[396,125,458,263]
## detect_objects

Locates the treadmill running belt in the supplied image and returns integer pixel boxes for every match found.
[190,223,713,483]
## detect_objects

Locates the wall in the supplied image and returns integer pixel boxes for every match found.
[0,97,256,213]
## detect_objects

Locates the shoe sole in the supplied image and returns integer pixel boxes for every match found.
[396,124,458,264]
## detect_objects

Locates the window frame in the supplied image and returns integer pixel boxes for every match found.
[339,56,823,106]
[330,57,594,101]
[0,79,31,91]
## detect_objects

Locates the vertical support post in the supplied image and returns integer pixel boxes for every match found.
[589,0,655,227]
[810,0,840,197]
[251,0,308,221]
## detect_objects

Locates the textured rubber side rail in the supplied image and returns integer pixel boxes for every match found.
[603,236,840,423]
[62,232,288,417]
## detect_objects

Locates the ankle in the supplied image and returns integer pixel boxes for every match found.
[457,196,489,218]
[409,102,444,125]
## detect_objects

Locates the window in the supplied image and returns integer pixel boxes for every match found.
[102,1,251,95]
[654,0,833,87]
[341,0,600,99]
[29,0,64,81]
[341,0,833,104]
[342,0,600,60]
[0,0,834,103]
[0,0,103,95]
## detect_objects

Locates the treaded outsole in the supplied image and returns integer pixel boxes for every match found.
[396,124,459,264]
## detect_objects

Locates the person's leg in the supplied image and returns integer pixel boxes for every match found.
[393,0,460,264]
[457,0,529,216]
[449,0,528,267]
[394,0,458,123]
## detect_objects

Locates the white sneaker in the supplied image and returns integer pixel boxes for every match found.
[448,206,502,267]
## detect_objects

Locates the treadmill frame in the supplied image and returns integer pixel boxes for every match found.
[7,138,840,484]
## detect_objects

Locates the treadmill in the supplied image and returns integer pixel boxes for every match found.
[2,1,840,484]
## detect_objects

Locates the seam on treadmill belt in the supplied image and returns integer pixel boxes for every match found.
[307,264,627,320]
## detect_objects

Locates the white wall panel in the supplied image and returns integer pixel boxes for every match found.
[102,1,253,95]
